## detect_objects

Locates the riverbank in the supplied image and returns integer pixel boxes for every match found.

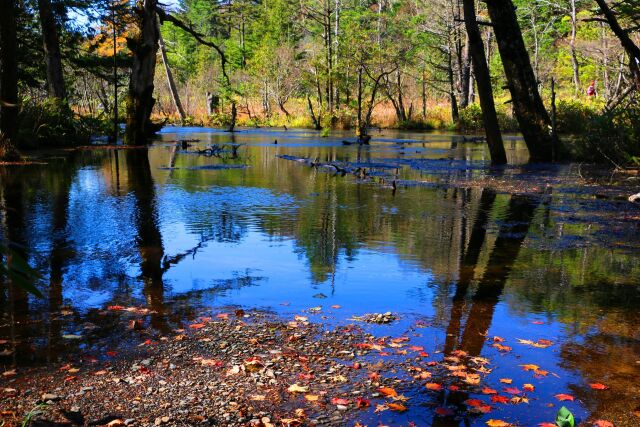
[1,306,627,427]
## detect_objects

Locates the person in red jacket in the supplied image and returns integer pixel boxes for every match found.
[587,80,597,98]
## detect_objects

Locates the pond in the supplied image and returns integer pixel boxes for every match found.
[1,127,640,426]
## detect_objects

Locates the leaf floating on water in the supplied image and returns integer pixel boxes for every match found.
[379,386,398,397]
[590,383,609,390]
[482,387,498,395]
[387,402,407,412]
[499,378,513,384]
[555,394,575,402]
[491,395,509,404]
[486,420,512,427]
[425,383,443,391]
[523,383,535,392]
[304,394,319,402]
[593,421,614,427]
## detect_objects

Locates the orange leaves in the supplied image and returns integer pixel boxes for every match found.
[590,383,609,390]
[486,420,512,427]
[503,387,521,395]
[492,343,512,352]
[491,395,509,404]
[523,384,535,392]
[554,393,575,401]
[304,394,319,402]
[482,387,498,395]
[519,364,540,372]
[387,402,407,412]
[500,378,513,384]
[593,421,614,427]
[189,323,206,329]
[379,387,398,397]
[425,383,443,391]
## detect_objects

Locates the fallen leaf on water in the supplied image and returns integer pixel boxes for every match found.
[189,323,205,329]
[331,398,350,405]
[304,394,319,402]
[500,378,513,384]
[590,383,609,390]
[555,393,574,401]
[331,305,341,309]
[387,402,407,412]
[523,384,535,392]
[425,383,443,391]
[356,397,370,408]
[538,423,556,427]
[492,343,512,352]
[520,364,540,372]
[486,420,511,427]
[374,404,388,413]
[593,421,614,427]
[503,387,521,395]
[379,386,398,397]
[288,384,309,393]
[510,396,529,404]
[482,387,498,395]
[491,395,509,404]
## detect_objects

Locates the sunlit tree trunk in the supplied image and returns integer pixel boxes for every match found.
[462,0,507,165]
[485,0,557,162]
[38,0,67,102]
[0,0,18,141]
[157,20,186,122]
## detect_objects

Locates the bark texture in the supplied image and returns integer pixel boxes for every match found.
[125,0,160,145]
[462,0,507,165]
[485,0,557,162]
[38,0,67,101]
[0,0,18,140]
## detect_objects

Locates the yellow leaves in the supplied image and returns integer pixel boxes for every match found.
[330,375,348,383]
[500,378,513,384]
[250,394,266,401]
[517,338,554,349]
[486,420,512,427]
[287,384,309,393]
[510,396,529,404]
[304,394,320,402]
[523,383,535,392]
[519,364,540,372]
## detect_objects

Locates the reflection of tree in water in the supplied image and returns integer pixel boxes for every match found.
[431,192,539,426]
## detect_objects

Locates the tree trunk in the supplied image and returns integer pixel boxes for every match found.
[0,0,18,141]
[447,44,459,123]
[38,0,67,102]
[125,0,160,145]
[460,34,472,108]
[307,96,321,130]
[463,0,507,165]
[157,20,186,121]
[485,0,557,162]
[569,0,580,93]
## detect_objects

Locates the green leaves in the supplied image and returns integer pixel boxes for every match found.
[555,406,575,427]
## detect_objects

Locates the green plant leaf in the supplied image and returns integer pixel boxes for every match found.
[556,406,575,427]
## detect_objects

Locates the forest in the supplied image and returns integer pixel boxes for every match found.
[0,0,639,164]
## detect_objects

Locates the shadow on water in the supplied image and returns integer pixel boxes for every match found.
[0,128,639,424]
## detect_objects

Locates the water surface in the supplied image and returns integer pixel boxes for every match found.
[1,127,639,425]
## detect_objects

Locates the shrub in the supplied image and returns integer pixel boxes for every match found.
[17,97,91,146]
[571,104,640,165]
[555,99,598,135]
[457,103,518,133]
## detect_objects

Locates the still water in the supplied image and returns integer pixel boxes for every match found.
[1,127,640,425]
